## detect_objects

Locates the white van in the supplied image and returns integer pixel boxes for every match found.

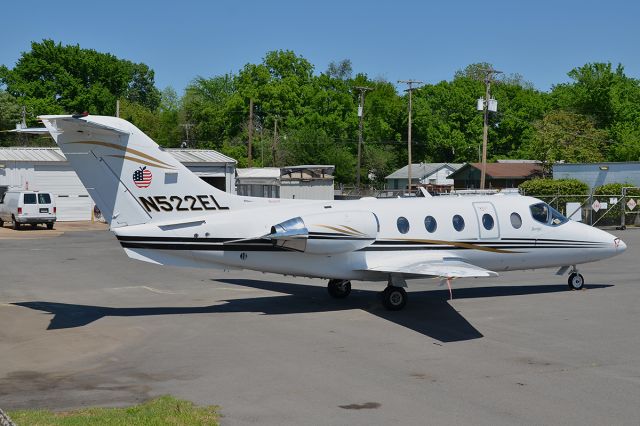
[0,190,57,230]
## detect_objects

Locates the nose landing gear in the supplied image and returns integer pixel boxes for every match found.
[567,266,585,290]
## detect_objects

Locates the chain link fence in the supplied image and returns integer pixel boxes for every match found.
[0,408,15,426]
[524,188,640,228]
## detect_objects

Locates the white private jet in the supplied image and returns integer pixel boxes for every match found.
[35,114,627,310]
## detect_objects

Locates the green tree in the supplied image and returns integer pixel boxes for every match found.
[0,39,160,117]
[525,110,607,175]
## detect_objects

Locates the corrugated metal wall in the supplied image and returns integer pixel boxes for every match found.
[280,180,334,200]
[553,163,640,189]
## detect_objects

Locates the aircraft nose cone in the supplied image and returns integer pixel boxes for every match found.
[614,237,627,252]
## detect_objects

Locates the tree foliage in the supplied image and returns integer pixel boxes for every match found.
[3,42,640,185]
[0,39,160,121]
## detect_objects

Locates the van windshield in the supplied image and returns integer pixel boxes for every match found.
[23,193,37,204]
[530,202,568,226]
[38,193,51,204]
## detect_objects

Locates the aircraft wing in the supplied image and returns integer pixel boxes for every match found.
[364,257,498,278]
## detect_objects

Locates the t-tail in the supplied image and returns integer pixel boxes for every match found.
[40,114,244,228]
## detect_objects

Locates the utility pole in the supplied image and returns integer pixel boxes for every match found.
[272,116,278,166]
[354,86,373,193]
[116,99,120,118]
[398,80,423,194]
[248,98,254,167]
[478,68,502,189]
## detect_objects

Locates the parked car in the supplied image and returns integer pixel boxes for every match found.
[0,190,57,229]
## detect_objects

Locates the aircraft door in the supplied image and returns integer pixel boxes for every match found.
[473,202,500,239]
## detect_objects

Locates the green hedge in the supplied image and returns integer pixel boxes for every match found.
[519,178,589,196]
[594,183,640,197]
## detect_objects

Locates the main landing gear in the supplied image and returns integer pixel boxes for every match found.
[380,274,408,311]
[381,286,407,311]
[326,275,409,311]
[327,279,351,299]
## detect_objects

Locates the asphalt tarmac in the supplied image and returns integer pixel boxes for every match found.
[0,228,638,425]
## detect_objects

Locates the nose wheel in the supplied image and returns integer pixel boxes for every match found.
[327,279,351,298]
[568,272,584,290]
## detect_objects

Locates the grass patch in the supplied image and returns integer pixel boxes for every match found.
[7,395,219,425]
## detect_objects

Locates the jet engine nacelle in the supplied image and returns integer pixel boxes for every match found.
[266,210,378,255]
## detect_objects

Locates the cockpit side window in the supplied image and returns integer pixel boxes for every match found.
[549,206,568,226]
[529,202,568,226]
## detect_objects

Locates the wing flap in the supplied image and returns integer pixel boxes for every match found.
[365,257,498,278]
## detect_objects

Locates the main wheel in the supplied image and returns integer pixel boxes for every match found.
[568,273,584,290]
[13,218,20,230]
[46,223,54,230]
[327,279,351,299]
[382,286,407,311]
[0,219,4,228]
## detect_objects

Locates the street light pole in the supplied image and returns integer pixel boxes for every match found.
[398,80,423,194]
[354,86,373,193]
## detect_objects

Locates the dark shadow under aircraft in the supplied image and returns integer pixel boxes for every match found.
[13,280,612,343]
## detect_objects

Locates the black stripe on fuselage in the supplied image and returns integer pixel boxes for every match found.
[118,239,608,252]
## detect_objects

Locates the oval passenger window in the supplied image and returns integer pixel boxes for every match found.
[482,213,494,230]
[510,212,522,229]
[397,217,410,234]
[452,215,465,232]
[424,216,437,233]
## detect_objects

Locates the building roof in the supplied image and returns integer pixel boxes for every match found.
[385,163,463,180]
[449,162,542,179]
[163,148,236,164]
[237,168,281,179]
[0,147,66,162]
[0,147,236,165]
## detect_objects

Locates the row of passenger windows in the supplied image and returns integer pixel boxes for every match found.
[393,203,568,234]
[395,212,523,234]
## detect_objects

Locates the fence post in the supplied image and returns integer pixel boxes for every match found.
[620,187,626,229]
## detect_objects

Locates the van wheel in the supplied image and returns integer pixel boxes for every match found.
[13,221,20,230]
[0,219,4,228]
[46,223,54,230]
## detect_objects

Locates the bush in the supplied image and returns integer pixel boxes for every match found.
[519,179,589,215]
[519,178,589,196]
[593,182,640,197]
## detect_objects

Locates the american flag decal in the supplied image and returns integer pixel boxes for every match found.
[133,166,152,188]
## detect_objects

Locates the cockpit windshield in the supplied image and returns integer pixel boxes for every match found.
[530,202,568,226]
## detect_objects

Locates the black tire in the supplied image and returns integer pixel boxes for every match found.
[12,218,20,230]
[0,219,4,228]
[327,279,351,299]
[46,223,54,230]
[382,286,407,311]
[568,273,585,290]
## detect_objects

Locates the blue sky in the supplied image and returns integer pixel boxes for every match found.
[1,0,638,94]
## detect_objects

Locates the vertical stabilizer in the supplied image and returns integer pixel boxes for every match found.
[40,115,243,227]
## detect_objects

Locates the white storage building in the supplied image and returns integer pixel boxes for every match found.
[0,147,236,221]
[236,165,335,200]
